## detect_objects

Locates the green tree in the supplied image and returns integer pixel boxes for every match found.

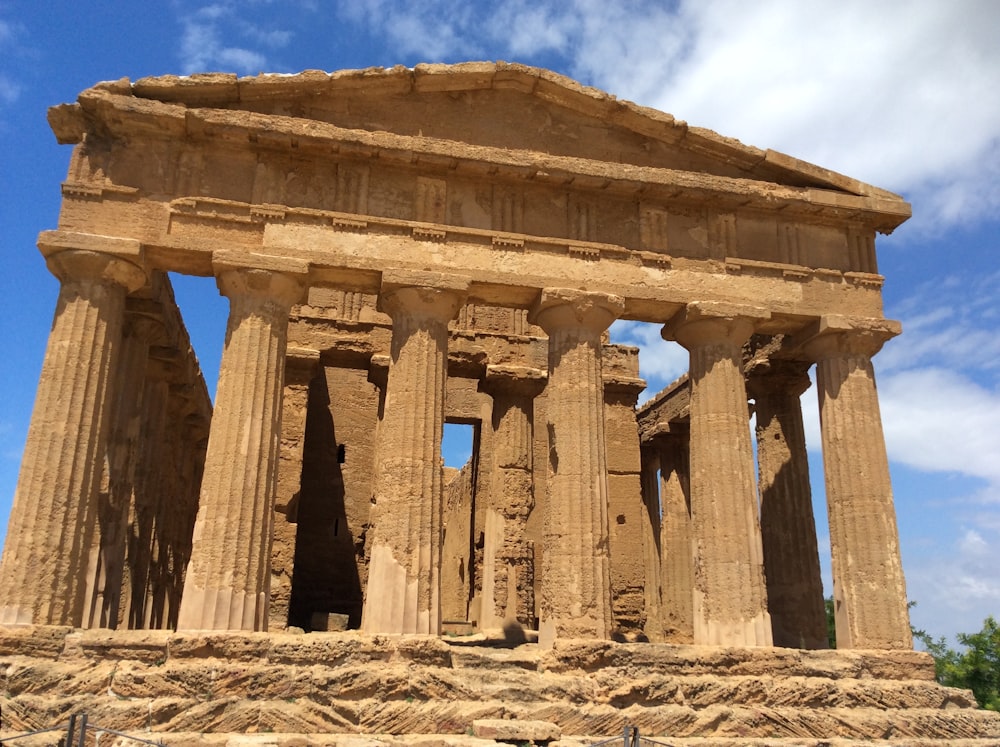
[825,596,836,649]
[914,616,1000,711]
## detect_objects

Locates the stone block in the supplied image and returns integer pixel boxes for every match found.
[472,719,561,742]
[0,625,72,658]
[310,612,350,632]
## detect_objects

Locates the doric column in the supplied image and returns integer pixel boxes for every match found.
[528,288,623,645]
[83,312,158,629]
[800,316,911,649]
[663,302,772,646]
[165,408,209,630]
[603,371,649,638]
[480,364,546,629]
[746,359,827,649]
[123,366,170,629]
[269,347,320,631]
[655,428,694,643]
[362,271,469,635]
[638,441,664,642]
[177,260,306,631]
[0,241,146,625]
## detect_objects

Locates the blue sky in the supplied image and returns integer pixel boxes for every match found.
[0,0,997,644]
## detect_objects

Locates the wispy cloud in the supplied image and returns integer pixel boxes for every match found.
[610,320,687,403]
[0,17,24,109]
[176,2,293,74]
[334,0,1000,232]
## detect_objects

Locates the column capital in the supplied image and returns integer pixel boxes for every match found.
[378,270,470,323]
[745,359,812,399]
[793,315,901,362]
[216,266,306,309]
[368,353,390,389]
[45,249,147,293]
[482,363,547,397]
[603,374,647,398]
[528,288,624,334]
[123,311,167,345]
[284,347,321,386]
[662,301,769,350]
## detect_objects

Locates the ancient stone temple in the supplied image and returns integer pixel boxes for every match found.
[2,63,998,744]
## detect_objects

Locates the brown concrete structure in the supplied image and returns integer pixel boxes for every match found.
[3,63,915,660]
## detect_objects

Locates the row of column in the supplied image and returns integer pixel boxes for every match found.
[0,247,209,628]
[0,243,910,650]
[652,303,910,649]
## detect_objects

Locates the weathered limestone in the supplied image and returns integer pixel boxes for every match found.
[7,60,990,744]
[480,363,546,629]
[123,367,169,629]
[747,357,828,650]
[83,312,156,629]
[177,262,306,631]
[602,361,649,639]
[529,289,623,645]
[663,302,772,647]
[801,317,911,650]
[268,347,320,631]
[655,428,695,643]
[0,244,146,626]
[362,271,469,635]
[638,443,664,641]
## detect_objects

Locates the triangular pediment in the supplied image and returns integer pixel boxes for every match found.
[71,62,899,203]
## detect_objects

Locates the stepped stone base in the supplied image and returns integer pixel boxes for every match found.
[1,626,999,746]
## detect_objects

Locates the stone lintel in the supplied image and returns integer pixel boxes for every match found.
[286,346,321,366]
[285,347,321,385]
[790,315,902,360]
[647,419,690,441]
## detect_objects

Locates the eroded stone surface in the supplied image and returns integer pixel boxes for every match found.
[0,62,959,742]
[1,629,998,744]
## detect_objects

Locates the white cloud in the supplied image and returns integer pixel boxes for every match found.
[333,0,1000,232]
[177,3,290,74]
[0,16,24,109]
[0,74,19,105]
[908,525,1000,642]
[609,320,688,403]
[880,367,1000,483]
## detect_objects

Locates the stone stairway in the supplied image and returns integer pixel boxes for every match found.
[1,626,999,746]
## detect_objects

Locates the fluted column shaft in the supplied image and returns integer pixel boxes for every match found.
[0,248,145,625]
[529,288,623,645]
[123,374,169,629]
[655,430,694,643]
[269,349,320,631]
[807,324,910,649]
[664,303,771,646]
[362,272,469,635]
[177,266,305,631]
[83,314,156,629]
[747,362,827,649]
[481,365,545,629]
[638,442,664,641]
